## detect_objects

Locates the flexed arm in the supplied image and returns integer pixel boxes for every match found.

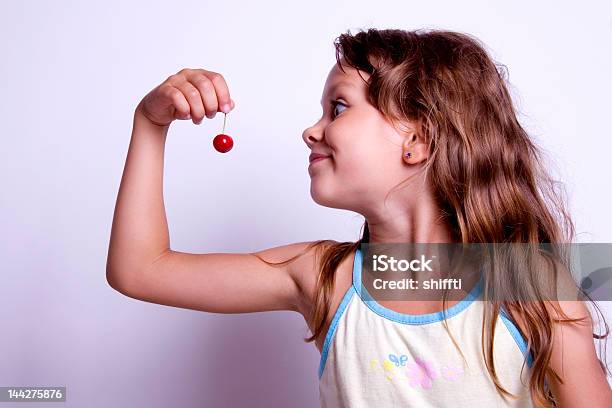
[106,69,309,315]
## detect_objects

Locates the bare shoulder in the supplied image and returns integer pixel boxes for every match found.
[509,300,611,406]
[508,300,593,343]
[503,246,611,403]
[272,240,356,339]
[271,240,334,319]
[508,252,594,341]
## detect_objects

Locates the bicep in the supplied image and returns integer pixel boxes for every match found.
[108,242,312,315]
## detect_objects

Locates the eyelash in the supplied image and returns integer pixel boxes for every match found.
[330,100,347,118]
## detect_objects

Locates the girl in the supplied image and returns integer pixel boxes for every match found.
[106,28,611,407]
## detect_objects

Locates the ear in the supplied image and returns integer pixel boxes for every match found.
[402,132,429,164]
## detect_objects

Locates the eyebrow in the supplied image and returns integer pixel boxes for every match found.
[320,81,355,106]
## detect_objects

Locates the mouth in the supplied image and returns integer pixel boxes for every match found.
[309,156,330,165]
[309,153,331,165]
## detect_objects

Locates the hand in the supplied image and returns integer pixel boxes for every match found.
[137,68,235,127]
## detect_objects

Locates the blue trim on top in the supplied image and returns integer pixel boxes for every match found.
[318,283,356,379]
[499,308,534,368]
[352,248,484,325]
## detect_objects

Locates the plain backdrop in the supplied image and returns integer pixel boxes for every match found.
[1,0,611,406]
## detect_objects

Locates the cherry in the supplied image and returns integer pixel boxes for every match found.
[212,112,233,153]
[213,133,233,153]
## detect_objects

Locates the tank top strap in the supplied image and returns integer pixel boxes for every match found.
[351,247,484,325]
[351,246,363,292]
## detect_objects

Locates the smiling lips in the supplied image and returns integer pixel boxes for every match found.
[309,153,331,165]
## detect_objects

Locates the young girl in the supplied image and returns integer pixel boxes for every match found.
[106,28,611,407]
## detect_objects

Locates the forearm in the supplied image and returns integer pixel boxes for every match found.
[106,104,172,287]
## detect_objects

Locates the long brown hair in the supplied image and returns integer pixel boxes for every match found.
[256,28,610,407]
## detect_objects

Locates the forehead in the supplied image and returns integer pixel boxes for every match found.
[320,62,369,104]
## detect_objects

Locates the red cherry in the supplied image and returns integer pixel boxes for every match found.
[213,133,233,153]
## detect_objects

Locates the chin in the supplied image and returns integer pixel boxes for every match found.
[310,183,334,206]
[310,184,345,209]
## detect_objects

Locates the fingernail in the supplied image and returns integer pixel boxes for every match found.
[221,104,230,113]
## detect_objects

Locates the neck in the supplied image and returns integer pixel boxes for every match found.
[363,181,455,244]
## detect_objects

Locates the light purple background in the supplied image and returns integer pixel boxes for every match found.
[1,1,611,406]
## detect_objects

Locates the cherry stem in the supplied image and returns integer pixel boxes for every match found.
[222,112,227,134]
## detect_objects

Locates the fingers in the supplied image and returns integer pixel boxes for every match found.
[187,71,221,119]
[165,68,235,124]
[172,79,206,124]
[185,69,233,117]
[160,84,191,121]
[205,71,232,114]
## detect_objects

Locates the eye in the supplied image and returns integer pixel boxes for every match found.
[331,100,347,118]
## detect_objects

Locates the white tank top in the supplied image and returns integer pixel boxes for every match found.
[318,247,535,407]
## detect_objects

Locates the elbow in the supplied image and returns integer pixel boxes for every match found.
[106,263,142,298]
[106,248,127,293]
[106,257,157,301]
[105,249,169,298]
[105,249,145,296]
[106,265,129,295]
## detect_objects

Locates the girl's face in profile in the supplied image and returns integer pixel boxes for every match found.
[302,60,416,214]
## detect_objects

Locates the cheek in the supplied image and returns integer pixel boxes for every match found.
[334,148,394,195]
[326,117,402,188]
[335,134,395,177]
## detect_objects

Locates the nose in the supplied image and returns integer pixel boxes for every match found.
[302,123,324,148]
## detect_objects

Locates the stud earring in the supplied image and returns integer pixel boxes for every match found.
[405,152,412,158]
